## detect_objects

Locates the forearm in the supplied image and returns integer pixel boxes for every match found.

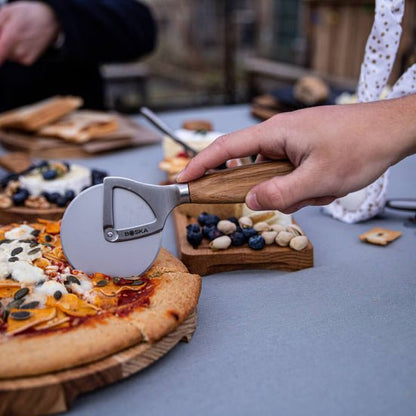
[41,0,157,62]
[178,94,416,212]
[380,94,416,164]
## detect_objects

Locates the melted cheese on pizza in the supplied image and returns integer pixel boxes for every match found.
[0,220,154,336]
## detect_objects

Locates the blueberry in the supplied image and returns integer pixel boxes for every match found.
[44,192,60,203]
[242,227,258,239]
[12,189,29,205]
[36,160,49,169]
[227,216,239,226]
[186,231,203,248]
[186,223,200,233]
[41,191,50,200]
[0,173,18,188]
[202,224,216,239]
[91,169,107,185]
[56,195,68,207]
[64,190,75,201]
[207,228,223,241]
[248,235,265,250]
[204,214,220,226]
[42,169,57,180]
[230,231,246,246]
[19,164,37,175]
[197,212,209,226]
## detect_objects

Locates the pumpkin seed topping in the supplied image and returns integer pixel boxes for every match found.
[96,279,108,287]
[29,241,39,248]
[8,256,19,262]
[7,299,24,310]
[10,310,32,320]
[44,235,52,242]
[14,287,29,300]
[11,247,23,256]
[20,301,40,309]
[0,239,11,245]
[66,275,81,285]
[28,247,41,255]
[54,290,62,300]
[131,279,145,286]
[2,309,9,321]
[31,229,40,237]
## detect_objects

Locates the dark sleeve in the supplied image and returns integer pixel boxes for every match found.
[41,0,157,63]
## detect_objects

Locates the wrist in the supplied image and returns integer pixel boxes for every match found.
[387,95,416,163]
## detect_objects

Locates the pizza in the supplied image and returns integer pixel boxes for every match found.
[39,110,118,143]
[0,219,201,379]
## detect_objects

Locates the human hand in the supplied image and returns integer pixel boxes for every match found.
[0,1,60,66]
[177,96,416,213]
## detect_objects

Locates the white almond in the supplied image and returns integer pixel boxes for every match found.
[209,235,232,251]
[261,231,278,245]
[286,224,304,236]
[269,224,286,233]
[217,220,237,235]
[275,231,294,247]
[289,235,309,251]
[238,216,253,229]
[253,222,270,232]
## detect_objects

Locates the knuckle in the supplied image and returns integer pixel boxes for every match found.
[212,134,229,151]
[257,179,290,211]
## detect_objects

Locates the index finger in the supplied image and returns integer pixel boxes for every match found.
[177,123,267,182]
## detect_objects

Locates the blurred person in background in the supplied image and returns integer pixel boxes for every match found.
[0,0,157,111]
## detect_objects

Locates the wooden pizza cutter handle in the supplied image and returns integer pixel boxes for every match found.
[188,160,294,203]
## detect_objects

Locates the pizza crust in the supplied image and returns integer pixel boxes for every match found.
[129,271,201,342]
[0,315,143,378]
[0,248,201,379]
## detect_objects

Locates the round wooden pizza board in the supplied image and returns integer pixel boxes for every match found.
[0,310,198,416]
[0,206,65,224]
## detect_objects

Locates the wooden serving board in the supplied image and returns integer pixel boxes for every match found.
[173,208,313,276]
[0,310,197,416]
[0,115,161,159]
[0,206,65,224]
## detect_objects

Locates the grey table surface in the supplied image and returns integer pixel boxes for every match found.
[8,105,416,416]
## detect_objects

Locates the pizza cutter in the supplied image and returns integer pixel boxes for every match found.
[60,161,293,278]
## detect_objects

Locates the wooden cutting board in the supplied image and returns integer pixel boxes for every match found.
[173,207,313,276]
[0,206,65,224]
[0,310,197,416]
[0,115,161,159]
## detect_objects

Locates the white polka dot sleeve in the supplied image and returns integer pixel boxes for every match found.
[323,0,414,223]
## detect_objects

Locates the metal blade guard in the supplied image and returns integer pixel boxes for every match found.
[102,177,190,243]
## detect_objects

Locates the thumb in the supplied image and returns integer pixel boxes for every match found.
[245,166,319,212]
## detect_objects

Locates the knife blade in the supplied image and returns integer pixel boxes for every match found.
[60,160,293,278]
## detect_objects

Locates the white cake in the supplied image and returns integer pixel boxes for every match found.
[19,164,91,196]
[163,129,223,158]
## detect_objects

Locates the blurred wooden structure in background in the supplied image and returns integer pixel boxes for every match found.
[104,1,416,111]
[245,0,416,98]
[304,0,416,83]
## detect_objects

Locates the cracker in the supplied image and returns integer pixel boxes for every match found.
[182,119,213,131]
[39,110,118,143]
[0,96,83,131]
[359,227,402,246]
